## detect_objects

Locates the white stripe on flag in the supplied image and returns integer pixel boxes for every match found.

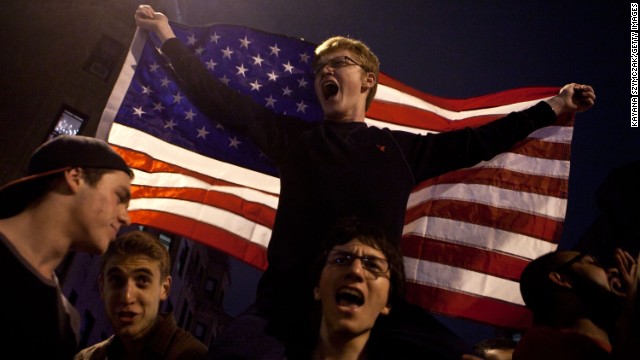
[97,28,146,140]
[528,125,573,143]
[375,83,552,120]
[472,152,570,179]
[403,257,525,305]
[407,183,567,219]
[109,123,281,194]
[131,169,279,210]
[129,197,272,248]
[403,216,558,260]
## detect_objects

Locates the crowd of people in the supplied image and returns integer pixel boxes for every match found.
[2,3,637,360]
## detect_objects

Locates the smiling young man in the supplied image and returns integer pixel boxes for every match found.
[134,5,596,359]
[0,135,133,359]
[74,230,208,360]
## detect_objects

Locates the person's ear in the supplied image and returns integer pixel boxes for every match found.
[380,302,391,316]
[362,72,376,89]
[313,286,321,301]
[607,268,627,297]
[160,276,171,301]
[549,271,572,289]
[63,168,83,193]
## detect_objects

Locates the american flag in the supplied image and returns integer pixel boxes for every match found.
[99,23,572,330]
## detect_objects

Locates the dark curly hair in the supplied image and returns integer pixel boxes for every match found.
[311,216,406,309]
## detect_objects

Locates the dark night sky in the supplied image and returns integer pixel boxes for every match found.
[155,0,639,343]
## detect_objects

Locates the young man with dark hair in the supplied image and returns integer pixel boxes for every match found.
[308,217,406,360]
[0,135,133,359]
[74,230,208,360]
[134,5,596,359]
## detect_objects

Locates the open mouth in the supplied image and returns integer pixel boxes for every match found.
[322,80,339,99]
[335,287,364,307]
[117,311,137,321]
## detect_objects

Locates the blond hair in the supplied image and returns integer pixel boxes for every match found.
[314,36,379,110]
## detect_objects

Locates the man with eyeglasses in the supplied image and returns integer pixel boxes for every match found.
[301,217,407,359]
[513,249,639,360]
[135,5,596,359]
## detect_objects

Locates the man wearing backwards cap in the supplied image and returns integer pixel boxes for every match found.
[0,135,133,359]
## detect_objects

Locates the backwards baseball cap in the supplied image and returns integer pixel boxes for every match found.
[0,135,133,219]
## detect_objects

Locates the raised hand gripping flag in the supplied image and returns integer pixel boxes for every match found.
[99,22,572,330]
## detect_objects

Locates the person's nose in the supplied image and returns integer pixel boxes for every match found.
[120,280,135,303]
[345,258,366,280]
[118,205,131,226]
[320,63,335,75]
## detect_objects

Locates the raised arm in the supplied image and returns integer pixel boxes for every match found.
[134,5,176,44]
[395,83,596,182]
[545,83,596,116]
[133,5,308,162]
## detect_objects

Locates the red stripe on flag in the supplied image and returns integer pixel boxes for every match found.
[131,185,276,229]
[405,282,533,330]
[404,199,564,243]
[412,166,569,198]
[378,73,558,111]
[510,138,572,161]
[113,146,267,191]
[129,210,269,270]
[367,101,504,131]
[401,235,531,281]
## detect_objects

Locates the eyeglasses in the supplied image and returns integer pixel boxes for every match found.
[326,250,390,278]
[313,55,364,75]
[555,253,599,273]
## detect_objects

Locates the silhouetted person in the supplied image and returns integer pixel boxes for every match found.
[514,249,639,359]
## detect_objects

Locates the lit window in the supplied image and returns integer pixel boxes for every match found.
[47,106,87,140]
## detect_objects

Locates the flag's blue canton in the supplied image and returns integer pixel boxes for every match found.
[115,23,322,177]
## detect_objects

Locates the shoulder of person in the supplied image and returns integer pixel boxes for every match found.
[74,336,113,360]
[167,327,209,359]
[173,326,208,350]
